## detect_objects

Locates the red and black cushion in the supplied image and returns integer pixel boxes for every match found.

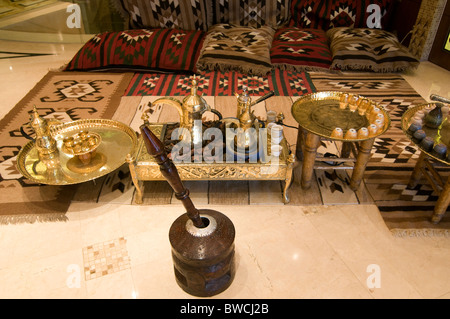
[65,29,205,73]
[290,0,395,30]
[270,27,332,71]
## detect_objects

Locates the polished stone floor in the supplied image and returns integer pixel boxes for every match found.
[1,34,450,299]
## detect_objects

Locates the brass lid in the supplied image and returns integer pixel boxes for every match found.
[237,87,251,104]
[182,76,208,113]
[30,106,48,137]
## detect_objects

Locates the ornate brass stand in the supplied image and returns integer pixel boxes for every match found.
[127,122,296,204]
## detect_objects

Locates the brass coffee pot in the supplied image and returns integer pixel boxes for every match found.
[235,89,275,130]
[233,89,275,149]
[235,88,254,132]
[29,106,58,161]
[152,76,222,145]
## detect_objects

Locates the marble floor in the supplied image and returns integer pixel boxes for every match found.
[1,38,450,299]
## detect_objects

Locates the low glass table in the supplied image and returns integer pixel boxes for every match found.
[127,122,296,204]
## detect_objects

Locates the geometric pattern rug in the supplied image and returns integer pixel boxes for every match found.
[125,69,315,97]
[3,69,449,236]
[310,72,450,236]
[0,69,313,224]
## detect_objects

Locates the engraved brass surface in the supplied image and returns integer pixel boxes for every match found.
[291,91,390,141]
[401,103,450,165]
[17,119,138,185]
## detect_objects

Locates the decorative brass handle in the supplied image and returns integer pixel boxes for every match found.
[209,108,223,120]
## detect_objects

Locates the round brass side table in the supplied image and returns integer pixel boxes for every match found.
[401,103,450,224]
[291,91,390,191]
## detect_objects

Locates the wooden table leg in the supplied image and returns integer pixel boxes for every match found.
[295,126,305,161]
[431,174,450,223]
[341,141,352,158]
[301,132,320,190]
[349,138,374,191]
[126,154,143,204]
[431,175,450,223]
[408,151,427,188]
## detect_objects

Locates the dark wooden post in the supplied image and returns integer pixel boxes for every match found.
[140,125,204,228]
[139,124,236,297]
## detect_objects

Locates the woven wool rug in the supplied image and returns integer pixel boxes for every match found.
[0,71,133,223]
[309,72,450,236]
[125,69,315,96]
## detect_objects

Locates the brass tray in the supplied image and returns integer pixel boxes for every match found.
[401,103,449,165]
[291,91,390,141]
[17,119,138,185]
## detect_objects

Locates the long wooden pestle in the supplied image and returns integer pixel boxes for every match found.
[140,125,204,228]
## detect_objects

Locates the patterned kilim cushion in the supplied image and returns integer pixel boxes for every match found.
[212,0,291,28]
[290,0,394,30]
[196,23,275,76]
[119,0,212,31]
[327,27,419,72]
[65,29,205,73]
[270,27,332,71]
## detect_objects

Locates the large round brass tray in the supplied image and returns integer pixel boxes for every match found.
[291,91,390,141]
[16,119,138,185]
[401,103,449,165]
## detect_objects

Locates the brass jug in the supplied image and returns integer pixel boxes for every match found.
[152,76,222,145]
[235,88,256,132]
[28,107,65,182]
[234,89,275,150]
[235,89,275,131]
[29,106,58,160]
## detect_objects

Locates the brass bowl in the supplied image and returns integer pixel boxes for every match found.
[61,131,102,165]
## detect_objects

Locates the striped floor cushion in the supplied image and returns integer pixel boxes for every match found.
[196,23,275,76]
[327,27,419,72]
